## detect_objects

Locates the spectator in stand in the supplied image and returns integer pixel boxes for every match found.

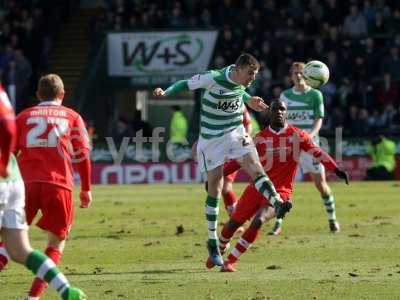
[346,105,364,137]
[369,10,389,36]
[112,117,134,147]
[0,1,75,112]
[376,72,399,107]
[365,134,397,180]
[390,8,400,33]
[131,109,153,138]
[13,49,32,113]
[362,0,376,28]
[382,46,400,79]
[381,104,398,134]
[5,60,16,109]
[363,38,381,78]
[343,5,368,39]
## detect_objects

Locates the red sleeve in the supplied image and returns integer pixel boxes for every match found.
[75,157,91,191]
[223,160,241,177]
[71,115,91,159]
[72,114,91,190]
[0,118,16,169]
[298,130,338,171]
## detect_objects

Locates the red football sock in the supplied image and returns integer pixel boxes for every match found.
[227,226,261,264]
[29,247,62,297]
[0,242,10,271]
[219,223,237,246]
[223,190,238,215]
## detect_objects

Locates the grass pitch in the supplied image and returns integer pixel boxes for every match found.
[1,182,400,299]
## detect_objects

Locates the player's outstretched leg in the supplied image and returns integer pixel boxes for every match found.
[205,195,223,267]
[206,219,242,269]
[222,179,238,216]
[221,182,246,237]
[221,226,260,272]
[268,218,283,236]
[3,227,86,300]
[322,193,340,233]
[25,250,86,300]
[28,246,62,298]
[312,173,340,233]
[267,201,293,236]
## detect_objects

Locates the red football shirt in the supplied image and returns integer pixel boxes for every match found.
[224,124,338,200]
[16,101,90,190]
[0,85,16,169]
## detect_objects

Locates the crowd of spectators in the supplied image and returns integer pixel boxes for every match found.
[91,0,400,138]
[0,0,77,113]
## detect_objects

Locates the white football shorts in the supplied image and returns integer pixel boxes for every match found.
[0,180,28,230]
[197,125,256,173]
[299,151,325,174]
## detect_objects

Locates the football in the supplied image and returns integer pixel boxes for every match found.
[303,60,330,88]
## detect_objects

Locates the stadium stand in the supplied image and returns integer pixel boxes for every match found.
[90,0,400,137]
[0,0,83,112]
[1,0,399,137]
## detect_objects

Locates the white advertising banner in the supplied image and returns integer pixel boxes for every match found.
[107,31,218,85]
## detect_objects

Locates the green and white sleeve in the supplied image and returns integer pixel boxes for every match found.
[243,92,251,103]
[313,90,325,118]
[165,80,189,96]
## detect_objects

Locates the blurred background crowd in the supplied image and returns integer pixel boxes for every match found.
[0,0,399,138]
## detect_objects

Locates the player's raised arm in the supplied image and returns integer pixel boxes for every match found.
[298,131,349,184]
[242,91,269,112]
[153,72,214,98]
[246,95,269,112]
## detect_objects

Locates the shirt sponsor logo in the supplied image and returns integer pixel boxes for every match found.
[287,110,313,122]
[217,100,240,112]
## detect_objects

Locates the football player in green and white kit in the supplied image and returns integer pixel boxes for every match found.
[272,61,340,235]
[153,54,291,268]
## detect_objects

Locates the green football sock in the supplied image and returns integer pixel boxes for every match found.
[205,195,220,247]
[25,250,70,299]
[322,194,336,221]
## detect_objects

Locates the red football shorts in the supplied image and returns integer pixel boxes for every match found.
[25,182,73,240]
[224,170,238,182]
[231,184,291,224]
[230,184,267,224]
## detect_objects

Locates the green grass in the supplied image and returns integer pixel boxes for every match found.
[1,182,400,299]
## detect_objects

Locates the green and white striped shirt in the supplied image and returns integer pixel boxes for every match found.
[165,65,250,139]
[280,87,324,130]
[280,86,324,143]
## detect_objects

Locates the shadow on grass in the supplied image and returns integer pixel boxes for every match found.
[62,268,204,277]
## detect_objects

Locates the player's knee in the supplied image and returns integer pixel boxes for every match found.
[251,217,264,229]
[227,219,241,231]
[314,180,325,193]
[47,232,65,251]
[221,183,232,196]
[318,183,331,195]
[7,246,31,264]
[207,180,223,197]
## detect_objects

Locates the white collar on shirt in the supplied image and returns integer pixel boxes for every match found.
[38,100,62,106]
[226,64,238,84]
[292,86,311,95]
[268,124,288,135]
